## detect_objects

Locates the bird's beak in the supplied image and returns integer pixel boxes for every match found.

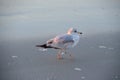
[77,32,83,35]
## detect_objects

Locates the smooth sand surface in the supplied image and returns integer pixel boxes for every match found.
[0,33,120,80]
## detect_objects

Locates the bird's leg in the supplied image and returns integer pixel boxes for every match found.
[57,50,63,59]
[62,46,67,54]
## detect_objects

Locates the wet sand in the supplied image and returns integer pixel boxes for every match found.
[0,33,120,80]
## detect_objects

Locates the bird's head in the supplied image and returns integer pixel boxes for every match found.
[67,28,83,35]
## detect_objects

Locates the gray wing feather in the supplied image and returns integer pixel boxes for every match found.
[55,34,74,44]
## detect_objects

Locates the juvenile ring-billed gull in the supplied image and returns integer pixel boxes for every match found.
[36,28,82,59]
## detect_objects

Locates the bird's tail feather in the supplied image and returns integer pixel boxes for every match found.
[36,44,60,49]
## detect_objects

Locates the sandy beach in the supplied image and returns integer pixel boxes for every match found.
[0,32,120,80]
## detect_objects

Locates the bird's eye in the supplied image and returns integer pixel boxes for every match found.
[74,30,77,32]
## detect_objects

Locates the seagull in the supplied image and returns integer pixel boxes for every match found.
[36,28,82,59]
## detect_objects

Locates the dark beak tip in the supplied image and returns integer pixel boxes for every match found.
[80,32,83,34]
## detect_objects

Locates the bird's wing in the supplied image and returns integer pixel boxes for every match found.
[54,34,74,44]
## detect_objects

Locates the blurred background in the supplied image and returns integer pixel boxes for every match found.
[0,0,120,41]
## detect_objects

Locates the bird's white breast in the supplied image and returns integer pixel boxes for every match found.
[72,34,80,47]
